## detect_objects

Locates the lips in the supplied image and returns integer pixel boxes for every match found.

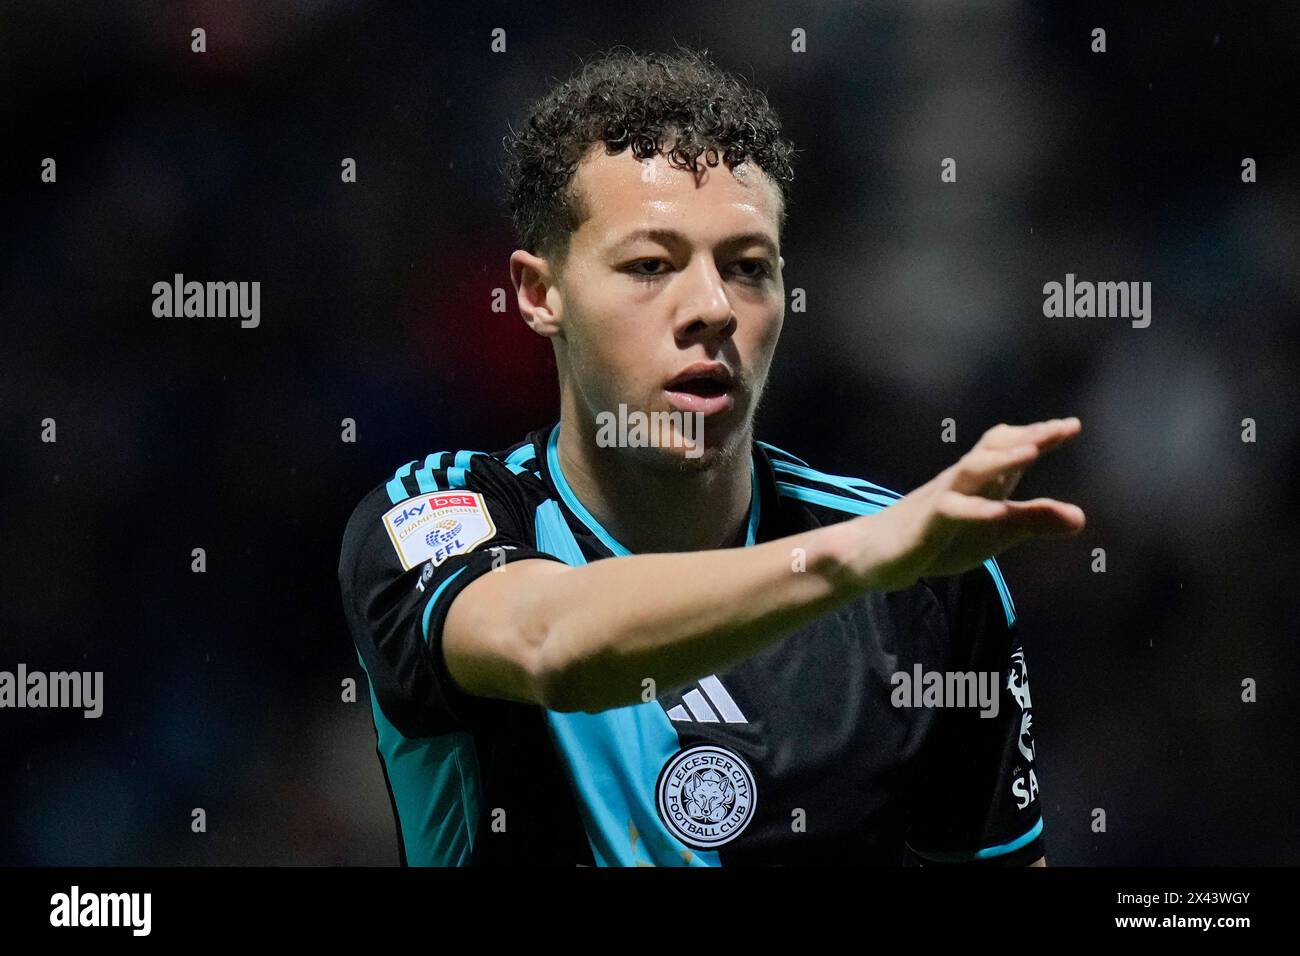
[664,362,736,396]
[664,362,738,416]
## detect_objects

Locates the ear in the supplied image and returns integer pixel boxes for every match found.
[510,249,563,338]
[778,255,785,270]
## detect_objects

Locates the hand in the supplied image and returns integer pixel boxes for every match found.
[857,418,1086,592]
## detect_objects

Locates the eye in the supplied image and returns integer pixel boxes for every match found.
[626,258,672,282]
[623,257,773,284]
[732,258,773,283]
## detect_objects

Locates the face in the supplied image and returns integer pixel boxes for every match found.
[512,145,786,471]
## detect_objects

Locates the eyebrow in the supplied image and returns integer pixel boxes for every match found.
[607,228,778,256]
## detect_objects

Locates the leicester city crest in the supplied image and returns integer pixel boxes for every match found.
[655,745,757,849]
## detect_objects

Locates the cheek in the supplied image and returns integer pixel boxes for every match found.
[764,310,784,349]
[573,324,657,402]
[745,309,784,370]
[585,312,661,385]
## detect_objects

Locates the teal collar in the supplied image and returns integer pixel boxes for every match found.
[544,421,761,556]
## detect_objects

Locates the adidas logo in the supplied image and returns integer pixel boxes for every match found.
[665,675,748,724]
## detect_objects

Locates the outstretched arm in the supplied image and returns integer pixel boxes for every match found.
[444,418,1085,713]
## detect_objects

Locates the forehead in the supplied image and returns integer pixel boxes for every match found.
[570,146,782,253]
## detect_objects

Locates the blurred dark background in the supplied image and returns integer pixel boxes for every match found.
[2,1,1297,865]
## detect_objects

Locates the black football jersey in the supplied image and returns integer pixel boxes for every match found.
[338,420,1044,866]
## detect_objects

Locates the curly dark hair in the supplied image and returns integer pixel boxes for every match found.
[502,46,798,269]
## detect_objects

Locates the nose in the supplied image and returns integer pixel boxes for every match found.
[674,256,736,343]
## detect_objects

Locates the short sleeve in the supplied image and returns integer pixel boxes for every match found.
[903,561,1044,866]
[338,452,567,738]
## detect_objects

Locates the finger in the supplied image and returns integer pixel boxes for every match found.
[980,418,1081,454]
[1034,417,1083,455]
[998,497,1087,540]
[950,444,1040,498]
[935,489,1010,522]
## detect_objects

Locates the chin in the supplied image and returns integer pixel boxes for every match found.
[638,418,751,475]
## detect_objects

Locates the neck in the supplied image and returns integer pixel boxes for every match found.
[552,409,754,554]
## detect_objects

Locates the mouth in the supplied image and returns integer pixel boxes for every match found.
[663,362,738,416]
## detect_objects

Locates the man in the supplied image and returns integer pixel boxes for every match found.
[338,48,1084,866]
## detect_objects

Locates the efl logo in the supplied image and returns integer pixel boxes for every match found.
[382,491,497,570]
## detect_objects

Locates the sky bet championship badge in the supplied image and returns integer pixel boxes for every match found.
[381,491,497,570]
[656,745,757,849]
